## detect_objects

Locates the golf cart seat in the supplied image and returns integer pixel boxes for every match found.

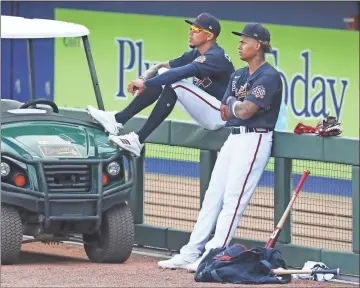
[1,99,23,113]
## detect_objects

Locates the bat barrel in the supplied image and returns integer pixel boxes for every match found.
[310,268,340,275]
[272,268,340,275]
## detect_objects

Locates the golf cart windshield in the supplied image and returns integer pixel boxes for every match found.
[0,15,104,110]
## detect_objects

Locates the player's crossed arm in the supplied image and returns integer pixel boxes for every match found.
[221,98,260,121]
[221,73,280,121]
[228,99,260,120]
[220,71,260,121]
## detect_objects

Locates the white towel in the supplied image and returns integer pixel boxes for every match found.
[292,261,335,281]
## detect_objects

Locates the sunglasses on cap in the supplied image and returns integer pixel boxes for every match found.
[190,24,211,34]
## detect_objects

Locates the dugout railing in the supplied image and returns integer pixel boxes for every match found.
[60,108,359,276]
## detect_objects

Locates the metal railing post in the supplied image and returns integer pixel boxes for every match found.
[352,165,359,253]
[129,147,145,224]
[199,150,217,208]
[274,157,292,244]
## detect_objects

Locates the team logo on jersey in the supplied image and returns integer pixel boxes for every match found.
[194,76,212,88]
[233,82,249,99]
[251,85,266,99]
[194,55,206,63]
[238,83,249,97]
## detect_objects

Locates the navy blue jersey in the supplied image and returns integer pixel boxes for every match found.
[169,44,235,101]
[222,62,282,129]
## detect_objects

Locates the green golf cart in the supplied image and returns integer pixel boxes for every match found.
[1,15,136,265]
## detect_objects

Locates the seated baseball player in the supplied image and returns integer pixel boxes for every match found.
[86,13,235,157]
[157,23,283,272]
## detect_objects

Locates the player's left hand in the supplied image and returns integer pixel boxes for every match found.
[221,96,238,121]
[220,104,231,121]
[127,79,146,96]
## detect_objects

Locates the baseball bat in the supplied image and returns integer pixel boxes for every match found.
[265,169,310,248]
[271,268,340,276]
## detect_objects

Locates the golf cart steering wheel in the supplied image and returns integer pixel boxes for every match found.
[20,99,59,113]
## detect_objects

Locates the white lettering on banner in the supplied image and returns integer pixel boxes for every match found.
[266,49,349,120]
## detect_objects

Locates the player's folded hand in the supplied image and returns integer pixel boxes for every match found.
[220,104,231,121]
[221,96,238,121]
[127,79,146,96]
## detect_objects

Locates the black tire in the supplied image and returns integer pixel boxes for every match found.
[83,203,134,263]
[1,205,23,265]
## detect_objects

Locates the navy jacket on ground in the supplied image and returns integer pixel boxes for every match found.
[194,244,291,284]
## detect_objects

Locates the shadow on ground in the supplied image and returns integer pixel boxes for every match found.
[16,250,89,265]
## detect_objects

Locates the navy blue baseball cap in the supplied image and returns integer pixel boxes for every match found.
[185,13,221,37]
[232,23,271,42]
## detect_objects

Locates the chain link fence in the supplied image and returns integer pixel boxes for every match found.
[291,160,352,252]
[143,144,200,231]
[142,144,352,252]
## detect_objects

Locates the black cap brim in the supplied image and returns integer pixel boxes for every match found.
[185,19,195,26]
[232,31,252,38]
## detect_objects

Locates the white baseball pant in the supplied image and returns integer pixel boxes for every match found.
[178,129,273,261]
[158,67,226,131]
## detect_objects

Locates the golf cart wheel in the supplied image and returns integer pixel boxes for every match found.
[1,205,23,265]
[83,203,134,263]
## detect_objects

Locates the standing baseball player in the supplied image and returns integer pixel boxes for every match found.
[86,13,235,157]
[158,23,283,272]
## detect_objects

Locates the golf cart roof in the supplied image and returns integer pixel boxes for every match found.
[1,15,89,39]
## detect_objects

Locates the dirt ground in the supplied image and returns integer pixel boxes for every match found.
[1,242,357,288]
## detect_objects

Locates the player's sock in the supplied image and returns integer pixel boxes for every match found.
[114,86,162,124]
[137,85,177,144]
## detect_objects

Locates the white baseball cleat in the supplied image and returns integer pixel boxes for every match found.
[186,259,201,273]
[86,105,123,135]
[158,254,197,270]
[108,132,144,157]
[187,250,209,273]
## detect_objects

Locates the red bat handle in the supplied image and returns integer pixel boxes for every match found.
[294,169,310,194]
[265,170,310,248]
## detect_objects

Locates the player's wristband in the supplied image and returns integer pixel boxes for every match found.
[227,97,241,118]
[232,101,241,118]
